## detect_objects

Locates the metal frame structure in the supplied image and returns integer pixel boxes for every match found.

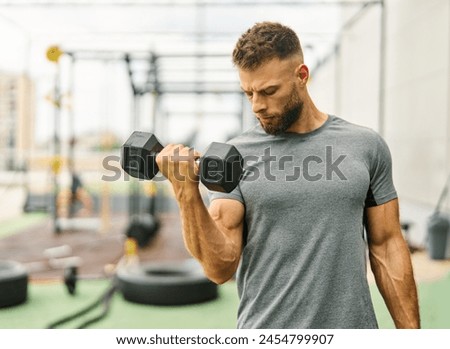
[51,48,245,234]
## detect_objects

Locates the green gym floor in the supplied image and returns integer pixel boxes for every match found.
[0,276,450,329]
[1,212,450,329]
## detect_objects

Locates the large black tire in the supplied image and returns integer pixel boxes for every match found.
[115,259,218,306]
[0,260,28,308]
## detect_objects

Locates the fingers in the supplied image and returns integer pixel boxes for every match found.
[155,143,201,183]
[159,144,201,162]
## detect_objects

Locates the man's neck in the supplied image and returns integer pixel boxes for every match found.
[287,100,328,134]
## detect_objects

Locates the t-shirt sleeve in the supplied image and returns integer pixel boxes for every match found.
[365,133,398,207]
[208,184,244,205]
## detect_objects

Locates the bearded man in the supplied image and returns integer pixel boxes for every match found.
[156,22,420,329]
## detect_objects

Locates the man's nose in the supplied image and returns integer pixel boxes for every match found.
[252,94,267,114]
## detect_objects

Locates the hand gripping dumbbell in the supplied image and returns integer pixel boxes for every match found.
[121,131,243,193]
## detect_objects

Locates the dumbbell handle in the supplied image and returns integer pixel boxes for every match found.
[124,148,201,175]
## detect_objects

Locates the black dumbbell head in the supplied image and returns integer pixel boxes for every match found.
[200,142,243,193]
[121,131,164,180]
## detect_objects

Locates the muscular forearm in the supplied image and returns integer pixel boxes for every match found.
[369,236,420,328]
[176,187,240,284]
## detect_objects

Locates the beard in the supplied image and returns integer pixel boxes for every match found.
[258,88,303,136]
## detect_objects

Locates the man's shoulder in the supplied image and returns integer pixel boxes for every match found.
[330,115,382,144]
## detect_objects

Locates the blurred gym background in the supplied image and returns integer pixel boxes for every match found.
[0,0,449,329]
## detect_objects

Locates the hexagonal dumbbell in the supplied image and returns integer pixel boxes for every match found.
[121,132,163,180]
[121,131,243,193]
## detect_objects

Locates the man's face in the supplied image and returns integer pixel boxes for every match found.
[239,57,304,135]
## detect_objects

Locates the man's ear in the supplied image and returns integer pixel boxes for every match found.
[295,64,309,85]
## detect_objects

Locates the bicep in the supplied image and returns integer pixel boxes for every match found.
[208,198,245,253]
[365,198,402,247]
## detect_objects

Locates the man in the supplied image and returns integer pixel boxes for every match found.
[156,22,420,329]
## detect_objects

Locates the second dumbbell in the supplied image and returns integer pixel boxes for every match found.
[121,131,243,193]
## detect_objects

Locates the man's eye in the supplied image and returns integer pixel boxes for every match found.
[263,88,276,96]
[245,92,253,99]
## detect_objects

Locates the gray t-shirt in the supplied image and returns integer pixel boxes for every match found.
[209,115,397,329]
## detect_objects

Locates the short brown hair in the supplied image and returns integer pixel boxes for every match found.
[232,22,303,70]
